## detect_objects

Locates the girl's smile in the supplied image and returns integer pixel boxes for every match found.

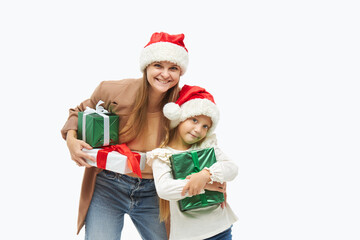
[173,115,213,150]
[188,132,199,139]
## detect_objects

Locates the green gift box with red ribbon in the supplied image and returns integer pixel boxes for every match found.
[170,147,224,211]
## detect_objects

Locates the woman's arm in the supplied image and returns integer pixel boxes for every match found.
[61,81,110,166]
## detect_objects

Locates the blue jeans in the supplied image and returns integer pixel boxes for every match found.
[85,170,167,240]
[205,226,232,240]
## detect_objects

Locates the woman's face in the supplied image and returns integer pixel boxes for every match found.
[146,61,181,94]
[177,115,212,147]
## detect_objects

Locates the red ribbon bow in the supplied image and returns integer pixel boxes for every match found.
[96,144,142,178]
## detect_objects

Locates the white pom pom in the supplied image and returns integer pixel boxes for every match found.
[163,103,181,120]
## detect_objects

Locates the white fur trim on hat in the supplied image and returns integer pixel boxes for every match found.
[165,98,220,135]
[140,42,189,75]
[163,102,182,120]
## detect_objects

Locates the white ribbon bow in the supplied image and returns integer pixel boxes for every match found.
[82,100,110,146]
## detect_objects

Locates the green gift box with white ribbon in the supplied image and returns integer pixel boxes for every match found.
[170,147,225,211]
[77,100,119,148]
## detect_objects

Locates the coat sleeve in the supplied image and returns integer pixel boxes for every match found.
[60,81,105,140]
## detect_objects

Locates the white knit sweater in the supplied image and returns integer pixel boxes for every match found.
[147,134,238,240]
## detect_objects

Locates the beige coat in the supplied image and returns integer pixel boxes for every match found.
[61,78,166,233]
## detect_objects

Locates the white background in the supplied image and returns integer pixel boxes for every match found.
[1,0,359,239]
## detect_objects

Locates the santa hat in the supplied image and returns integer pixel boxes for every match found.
[140,32,189,75]
[163,85,219,135]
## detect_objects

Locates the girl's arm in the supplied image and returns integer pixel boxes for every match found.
[183,147,238,187]
[181,169,212,196]
[207,146,238,183]
[204,181,226,193]
[195,134,238,184]
[151,157,198,201]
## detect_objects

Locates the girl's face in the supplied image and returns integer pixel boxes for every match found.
[146,61,181,94]
[177,115,212,148]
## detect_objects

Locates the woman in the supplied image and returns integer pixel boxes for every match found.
[61,32,189,239]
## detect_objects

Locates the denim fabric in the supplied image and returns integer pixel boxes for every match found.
[85,170,167,240]
[205,226,232,240]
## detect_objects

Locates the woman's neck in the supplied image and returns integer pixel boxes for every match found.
[147,88,165,113]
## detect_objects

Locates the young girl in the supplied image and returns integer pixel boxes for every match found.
[147,85,238,240]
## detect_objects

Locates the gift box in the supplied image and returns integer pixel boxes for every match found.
[82,144,145,178]
[170,147,224,211]
[77,100,119,148]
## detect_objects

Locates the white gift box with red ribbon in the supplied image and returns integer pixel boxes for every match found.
[82,144,146,178]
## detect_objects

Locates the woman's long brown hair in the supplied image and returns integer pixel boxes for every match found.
[119,69,180,223]
[119,70,180,144]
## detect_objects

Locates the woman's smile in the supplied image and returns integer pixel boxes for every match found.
[155,77,172,84]
[146,61,181,94]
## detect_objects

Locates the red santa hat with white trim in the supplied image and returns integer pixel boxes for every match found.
[140,32,189,75]
[163,85,220,135]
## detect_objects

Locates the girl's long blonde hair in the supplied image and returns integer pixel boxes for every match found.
[158,127,178,222]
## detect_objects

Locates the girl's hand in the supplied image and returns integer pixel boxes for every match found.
[181,169,211,196]
[66,130,95,167]
[205,182,227,208]
[204,182,226,193]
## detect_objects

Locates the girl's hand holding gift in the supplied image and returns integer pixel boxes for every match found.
[181,169,211,196]
[204,181,226,193]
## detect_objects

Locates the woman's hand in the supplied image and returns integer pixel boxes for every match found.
[66,130,95,167]
[181,169,211,196]
[221,191,227,209]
